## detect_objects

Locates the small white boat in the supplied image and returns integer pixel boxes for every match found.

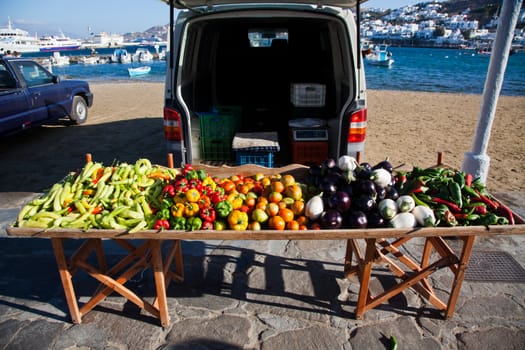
[128,66,151,77]
[78,56,99,65]
[111,48,131,63]
[365,44,394,67]
[132,48,153,63]
[50,51,70,66]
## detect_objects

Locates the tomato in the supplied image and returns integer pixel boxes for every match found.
[268,191,283,204]
[282,174,296,186]
[285,184,302,201]
[248,221,262,231]
[221,180,236,193]
[266,202,280,217]
[269,216,285,230]
[271,180,285,193]
[286,220,300,230]
[279,208,294,223]
[291,200,305,216]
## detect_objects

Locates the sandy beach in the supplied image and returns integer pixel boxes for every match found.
[0,82,523,193]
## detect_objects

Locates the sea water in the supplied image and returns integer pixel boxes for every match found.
[25,46,525,96]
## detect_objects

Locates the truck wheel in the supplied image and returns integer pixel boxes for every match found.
[70,96,88,125]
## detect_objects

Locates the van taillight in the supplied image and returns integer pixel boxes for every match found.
[164,108,182,141]
[348,109,367,143]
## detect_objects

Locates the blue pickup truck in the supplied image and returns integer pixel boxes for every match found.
[0,55,93,137]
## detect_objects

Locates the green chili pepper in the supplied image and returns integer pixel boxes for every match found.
[448,181,463,208]
[453,171,465,189]
[215,200,233,217]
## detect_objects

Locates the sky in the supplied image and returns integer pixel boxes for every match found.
[2,0,435,38]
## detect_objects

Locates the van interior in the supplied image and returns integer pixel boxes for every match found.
[179,15,356,165]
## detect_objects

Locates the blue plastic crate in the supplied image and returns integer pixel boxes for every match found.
[235,150,274,167]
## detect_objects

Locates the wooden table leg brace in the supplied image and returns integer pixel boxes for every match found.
[344,235,475,319]
[50,238,185,327]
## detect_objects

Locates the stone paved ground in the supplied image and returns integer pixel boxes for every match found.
[1,192,524,350]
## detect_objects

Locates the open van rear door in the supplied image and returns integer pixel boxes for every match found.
[167,0,365,9]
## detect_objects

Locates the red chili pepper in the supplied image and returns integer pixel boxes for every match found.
[472,191,499,211]
[91,206,103,215]
[465,173,473,187]
[432,197,462,213]
[497,202,515,225]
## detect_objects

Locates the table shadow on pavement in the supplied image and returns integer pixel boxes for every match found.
[0,238,445,325]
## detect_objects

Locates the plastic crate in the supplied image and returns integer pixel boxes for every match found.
[290,141,328,165]
[200,137,235,161]
[235,150,274,168]
[215,106,242,131]
[199,112,240,139]
[290,84,326,107]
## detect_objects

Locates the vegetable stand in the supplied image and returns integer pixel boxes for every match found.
[7,156,525,327]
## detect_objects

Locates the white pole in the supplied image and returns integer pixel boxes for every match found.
[461,0,523,184]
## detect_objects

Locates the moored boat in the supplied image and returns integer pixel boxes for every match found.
[111,48,131,63]
[128,66,151,77]
[0,17,40,53]
[132,48,153,63]
[50,51,70,66]
[365,44,394,67]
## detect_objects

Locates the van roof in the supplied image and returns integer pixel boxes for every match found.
[166,0,365,10]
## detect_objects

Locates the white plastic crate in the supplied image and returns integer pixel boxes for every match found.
[290,83,326,107]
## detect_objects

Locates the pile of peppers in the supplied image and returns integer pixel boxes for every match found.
[396,166,514,226]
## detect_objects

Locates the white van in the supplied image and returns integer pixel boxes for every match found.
[163,0,367,166]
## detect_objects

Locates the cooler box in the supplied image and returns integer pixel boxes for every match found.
[289,118,329,165]
[232,132,280,168]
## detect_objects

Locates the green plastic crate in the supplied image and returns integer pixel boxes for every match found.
[200,137,234,161]
[199,111,240,139]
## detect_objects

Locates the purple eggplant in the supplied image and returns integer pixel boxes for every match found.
[367,212,386,228]
[353,195,376,213]
[327,191,351,212]
[347,211,368,228]
[320,209,344,229]
[372,159,394,173]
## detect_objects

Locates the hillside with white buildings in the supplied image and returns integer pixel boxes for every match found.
[361,1,525,49]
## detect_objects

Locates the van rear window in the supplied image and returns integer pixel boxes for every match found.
[248,29,288,47]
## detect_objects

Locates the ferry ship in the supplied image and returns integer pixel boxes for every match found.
[0,17,40,54]
[39,30,82,52]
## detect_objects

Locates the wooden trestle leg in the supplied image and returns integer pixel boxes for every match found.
[343,235,476,320]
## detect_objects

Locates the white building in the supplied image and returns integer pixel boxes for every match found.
[92,32,124,47]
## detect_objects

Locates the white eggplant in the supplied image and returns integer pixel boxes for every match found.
[370,168,392,188]
[338,155,358,172]
[396,195,415,213]
[378,198,398,220]
[389,212,417,229]
[305,195,324,221]
[411,205,436,227]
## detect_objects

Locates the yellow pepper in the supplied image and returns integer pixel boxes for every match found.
[184,202,200,217]
[227,193,243,210]
[172,192,186,204]
[228,209,249,230]
[202,176,216,190]
[185,188,201,203]
[171,202,185,218]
